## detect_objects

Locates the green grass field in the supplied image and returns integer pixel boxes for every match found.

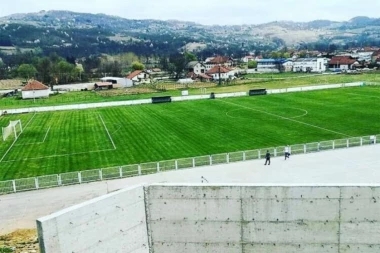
[0,85,380,180]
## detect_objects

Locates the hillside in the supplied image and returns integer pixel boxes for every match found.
[0,10,380,58]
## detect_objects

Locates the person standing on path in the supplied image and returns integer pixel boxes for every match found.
[284,145,291,160]
[264,150,271,165]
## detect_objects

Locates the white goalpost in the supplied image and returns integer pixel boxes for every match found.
[2,120,23,141]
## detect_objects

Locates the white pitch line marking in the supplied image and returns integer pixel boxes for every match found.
[42,126,51,143]
[2,148,116,162]
[218,99,352,138]
[345,92,380,99]
[14,126,51,146]
[225,108,308,120]
[99,114,116,150]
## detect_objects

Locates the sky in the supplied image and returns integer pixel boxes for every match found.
[1,0,380,25]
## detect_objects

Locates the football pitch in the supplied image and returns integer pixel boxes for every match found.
[0,86,380,180]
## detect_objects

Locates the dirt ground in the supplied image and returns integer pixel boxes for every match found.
[0,229,39,253]
[0,80,23,90]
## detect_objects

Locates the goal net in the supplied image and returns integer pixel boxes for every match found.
[2,120,22,141]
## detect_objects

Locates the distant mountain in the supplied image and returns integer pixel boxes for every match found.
[0,10,380,58]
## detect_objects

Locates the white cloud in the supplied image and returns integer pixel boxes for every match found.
[0,0,380,25]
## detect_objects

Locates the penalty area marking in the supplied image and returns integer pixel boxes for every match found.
[14,126,51,146]
[99,114,116,150]
[218,99,352,138]
[225,108,308,120]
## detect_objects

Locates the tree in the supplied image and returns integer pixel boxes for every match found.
[132,61,145,71]
[184,52,197,62]
[56,61,76,83]
[282,52,291,59]
[299,51,307,58]
[248,61,258,69]
[17,64,37,81]
[0,60,7,79]
[36,57,52,86]
[270,52,280,59]
[169,53,187,79]
[118,52,139,69]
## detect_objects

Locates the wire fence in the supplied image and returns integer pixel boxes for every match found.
[0,134,378,195]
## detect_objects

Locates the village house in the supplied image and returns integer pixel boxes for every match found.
[126,70,151,85]
[293,58,326,73]
[22,80,50,99]
[256,59,291,73]
[372,50,380,64]
[241,55,255,63]
[328,56,357,71]
[204,56,234,70]
[206,65,234,80]
[100,77,132,87]
[186,61,206,75]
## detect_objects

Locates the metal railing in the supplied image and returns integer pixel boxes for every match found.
[0,134,378,195]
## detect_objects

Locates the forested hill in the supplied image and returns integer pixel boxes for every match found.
[1,10,380,58]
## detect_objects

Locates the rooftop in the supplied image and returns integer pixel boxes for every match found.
[22,80,49,91]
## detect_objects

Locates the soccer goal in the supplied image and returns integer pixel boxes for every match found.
[2,120,22,141]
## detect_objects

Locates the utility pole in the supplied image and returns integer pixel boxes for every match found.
[218,64,221,86]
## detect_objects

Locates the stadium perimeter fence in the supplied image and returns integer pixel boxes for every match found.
[1,82,367,115]
[0,134,378,195]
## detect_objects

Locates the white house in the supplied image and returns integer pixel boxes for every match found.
[204,56,234,70]
[186,61,206,75]
[293,58,326,73]
[241,55,255,63]
[126,70,151,85]
[100,77,133,88]
[22,80,50,99]
[256,59,289,73]
[206,65,234,80]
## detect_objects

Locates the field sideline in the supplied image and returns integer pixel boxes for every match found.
[0,85,379,180]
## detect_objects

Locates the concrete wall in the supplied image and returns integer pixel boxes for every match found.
[37,185,149,253]
[146,184,380,253]
[38,184,380,253]
[22,89,50,99]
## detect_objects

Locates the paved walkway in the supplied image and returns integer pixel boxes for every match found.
[1,144,379,234]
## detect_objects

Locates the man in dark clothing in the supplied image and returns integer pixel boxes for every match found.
[264,150,271,165]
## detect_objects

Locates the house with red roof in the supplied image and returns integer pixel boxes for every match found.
[206,65,235,80]
[126,70,151,85]
[328,56,357,71]
[22,80,50,99]
[204,56,234,70]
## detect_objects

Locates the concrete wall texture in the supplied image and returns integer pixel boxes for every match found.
[38,184,380,253]
[37,185,149,253]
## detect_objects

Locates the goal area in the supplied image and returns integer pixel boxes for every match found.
[2,120,22,141]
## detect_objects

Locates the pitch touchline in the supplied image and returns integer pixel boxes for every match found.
[0,113,37,162]
[2,148,116,162]
[218,99,352,138]
[225,108,308,120]
[99,114,117,150]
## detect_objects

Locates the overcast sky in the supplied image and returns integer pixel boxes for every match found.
[1,0,380,25]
